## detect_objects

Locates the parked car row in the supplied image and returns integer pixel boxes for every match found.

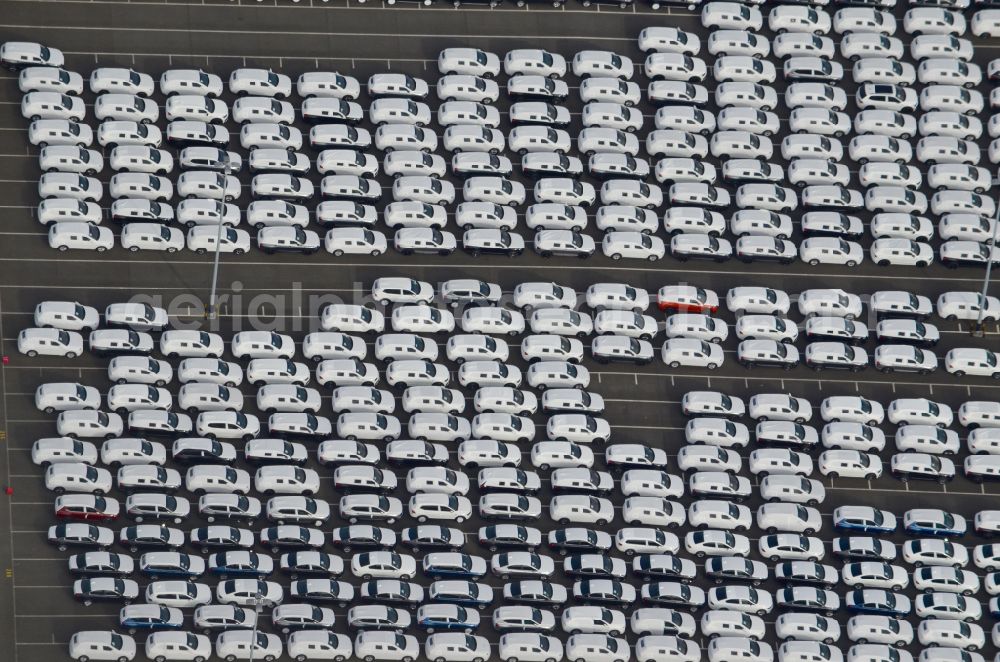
[17,280,1000,381]
[11,33,1000,270]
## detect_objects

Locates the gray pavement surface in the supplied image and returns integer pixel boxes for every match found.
[3,1,1000,661]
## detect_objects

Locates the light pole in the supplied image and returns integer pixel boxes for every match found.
[207,156,233,321]
[247,590,264,662]
[972,193,1000,337]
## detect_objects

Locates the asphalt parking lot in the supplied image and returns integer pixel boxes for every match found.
[3,0,1000,661]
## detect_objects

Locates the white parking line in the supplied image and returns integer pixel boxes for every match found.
[7,23,642,41]
[2,0,700,16]
[0,287,21,657]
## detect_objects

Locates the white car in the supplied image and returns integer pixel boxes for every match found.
[160,69,223,97]
[874,345,938,374]
[48,223,114,252]
[186,227,250,256]
[229,68,292,98]
[602,232,664,261]
[666,314,728,344]
[903,7,966,36]
[29,119,93,148]
[638,28,702,56]
[702,2,764,31]
[736,320,795,349]
[769,6,832,34]
[749,448,813,476]
[503,49,567,78]
[572,51,633,79]
[39,146,103,174]
[726,287,790,316]
[870,239,933,267]
[660,338,725,369]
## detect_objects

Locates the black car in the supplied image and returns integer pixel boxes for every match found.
[261,526,323,553]
[401,525,464,551]
[574,579,635,607]
[199,495,260,524]
[190,526,253,551]
[580,0,632,7]
[705,557,766,586]
[463,229,524,258]
[775,561,838,588]
[632,554,696,582]
[173,439,233,464]
[478,525,541,552]
[547,528,608,555]
[290,579,353,607]
[128,411,191,437]
[832,537,896,562]
[73,577,138,605]
[329,525,395,553]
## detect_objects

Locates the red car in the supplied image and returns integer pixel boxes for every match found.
[657,285,720,313]
[54,494,120,521]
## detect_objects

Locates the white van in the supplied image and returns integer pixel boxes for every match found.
[287,631,352,661]
[785,83,847,111]
[497,634,564,662]
[353,631,419,662]
[20,66,83,95]
[297,72,360,100]
[424,634,490,662]
[257,384,321,415]
[443,125,504,154]
[959,401,1000,429]
[316,360,379,388]
[564,635,630,662]
[239,123,302,151]
[578,128,639,157]
[108,356,172,387]
[756,502,821,534]
[525,203,587,231]
[160,330,224,359]
[107,384,171,415]
[166,121,227,147]
[35,382,101,414]
[144,632,211,662]
[760,475,825,505]
[385,361,448,389]
[21,91,85,123]
[214,631,282,662]
[175,200,240,229]
[337,412,402,442]
[936,292,1000,322]
[708,637,773,662]
[245,359,306,387]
